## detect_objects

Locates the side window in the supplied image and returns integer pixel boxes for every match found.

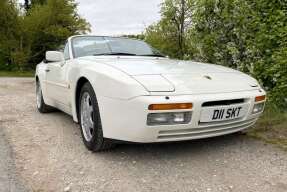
[64,43,70,60]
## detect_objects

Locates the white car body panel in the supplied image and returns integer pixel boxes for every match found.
[36,35,266,143]
[98,90,263,142]
[133,75,175,92]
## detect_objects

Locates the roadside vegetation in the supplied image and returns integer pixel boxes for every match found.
[0,0,286,148]
[0,0,90,72]
[0,71,34,77]
[248,106,287,150]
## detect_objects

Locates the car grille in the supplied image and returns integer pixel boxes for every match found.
[202,98,245,107]
[157,118,257,140]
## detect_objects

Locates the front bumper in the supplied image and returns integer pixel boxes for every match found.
[98,89,265,143]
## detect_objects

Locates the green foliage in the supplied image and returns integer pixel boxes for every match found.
[145,23,180,58]
[121,34,145,40]
[24,0,30,11]
[23,0,47,11]
[145,0,287,110]
[0,0,90,71]
[0,70,34,77]
[145,0,193,59]
[24,0,90,67]
[0,0,23,70]
[191,0,287,109]
[247,106,287,150]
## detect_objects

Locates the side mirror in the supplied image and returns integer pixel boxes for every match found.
[46,51,64,62]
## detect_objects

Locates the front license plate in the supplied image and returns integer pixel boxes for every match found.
[200,104,249,122]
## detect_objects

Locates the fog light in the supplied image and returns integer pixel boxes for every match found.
[173,113,185,122]
[149,113,169,124]
[147,112,191,126]
[252,102,265,114]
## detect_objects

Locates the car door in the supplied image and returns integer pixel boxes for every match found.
[45,42,71,108]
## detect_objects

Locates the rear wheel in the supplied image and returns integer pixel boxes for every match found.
[36,80,53,113]
[79,82,115,151]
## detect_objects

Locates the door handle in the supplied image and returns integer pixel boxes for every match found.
[45,69,50,72]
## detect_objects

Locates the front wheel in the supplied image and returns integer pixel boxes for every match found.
[79,82,115,151]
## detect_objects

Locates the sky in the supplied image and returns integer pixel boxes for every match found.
[19,0,163,35]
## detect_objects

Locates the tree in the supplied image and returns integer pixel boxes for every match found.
[0,0,90,70]
[24,0,90,67]
[145,0,193,59]
[189,0,252,69]
[121,34,145,40]
[24,0,30,11]
[0,0,23,70]
[23,0,47,12]
[31,0,47,5]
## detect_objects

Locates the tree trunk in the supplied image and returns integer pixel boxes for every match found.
[178,0,185,59]
[24,0,30,12]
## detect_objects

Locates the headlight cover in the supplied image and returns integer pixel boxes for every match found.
[252,102,265,114]
[147,112,192,126]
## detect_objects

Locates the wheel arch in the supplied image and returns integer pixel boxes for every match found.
[74,76,90,121]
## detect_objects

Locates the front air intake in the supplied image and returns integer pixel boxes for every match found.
[202,99,245,107]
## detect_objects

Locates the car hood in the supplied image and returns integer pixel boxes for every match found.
[80,56,236,75]
[80,56,260,94]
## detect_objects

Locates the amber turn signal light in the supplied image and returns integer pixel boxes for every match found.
[148,103,193,110]
[255,95,266,102]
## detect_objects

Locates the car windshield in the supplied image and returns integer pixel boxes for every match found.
[71,36,164,58]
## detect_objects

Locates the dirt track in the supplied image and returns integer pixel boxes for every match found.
[0,77,287,192]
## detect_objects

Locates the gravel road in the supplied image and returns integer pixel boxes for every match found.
[0,77,287,192]
[0,128,28,192]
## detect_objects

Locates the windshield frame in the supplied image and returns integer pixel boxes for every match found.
[70,35,165,58]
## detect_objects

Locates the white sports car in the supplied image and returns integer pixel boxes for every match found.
[35,35,266,151]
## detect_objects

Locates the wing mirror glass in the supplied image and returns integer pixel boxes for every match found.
[45,51,64,62]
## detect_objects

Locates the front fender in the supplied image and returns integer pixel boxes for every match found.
[35,62,49,102]
[78,64,149,99]
[69,61,149,122]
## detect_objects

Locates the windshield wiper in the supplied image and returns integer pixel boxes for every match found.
[138,54,165,57]
[93,52,137,56]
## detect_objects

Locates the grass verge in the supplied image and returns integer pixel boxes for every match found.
[0,71,34,77]
[247,106,287,150]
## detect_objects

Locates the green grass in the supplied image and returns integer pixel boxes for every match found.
[0,70,34,77]
[247,106,287,150]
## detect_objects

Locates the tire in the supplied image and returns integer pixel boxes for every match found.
[78,82,115,152]
[36,80,54,113]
